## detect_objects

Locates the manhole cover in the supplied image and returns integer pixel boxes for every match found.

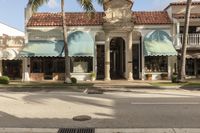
[58,128,94,133]
[84,89,103,94]
[72,115,92,121]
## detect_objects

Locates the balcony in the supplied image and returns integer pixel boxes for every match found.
[0,36,24,46]
[179,33,200,48]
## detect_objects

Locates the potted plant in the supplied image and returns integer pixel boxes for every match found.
[146,74,152,80]
[90,72,96,81]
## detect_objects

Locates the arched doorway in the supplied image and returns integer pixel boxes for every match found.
[110,37,125,79]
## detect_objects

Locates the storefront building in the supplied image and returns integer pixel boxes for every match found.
[1,0,200,81]
[0,23,24,80]
[166,1,200,79]
[19,0,178,81]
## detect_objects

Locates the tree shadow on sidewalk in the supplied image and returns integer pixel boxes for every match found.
[0,92,200,128]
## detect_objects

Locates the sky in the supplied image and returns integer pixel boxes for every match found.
[0,0,194,32]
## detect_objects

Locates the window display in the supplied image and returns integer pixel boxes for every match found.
[31,57,93,74]
[145,56,168,72]
[31,58,43,73]
[71,57,93,73]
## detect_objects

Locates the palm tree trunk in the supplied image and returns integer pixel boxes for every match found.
[178,0,192,82]
[61,0,71,83]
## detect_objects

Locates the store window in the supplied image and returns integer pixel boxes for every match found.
[71,57,93,73]
[186,59,195,76]
[31,58,43,73]
[31,57,93,74]
[180,26,199,33]
[31,58,65,73]
[54,59,65,73]
[145,56,168,72]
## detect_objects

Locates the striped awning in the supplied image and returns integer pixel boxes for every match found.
[67,31,94,57]
[19,40,64,57]
[19,31,94,57]
[144,30,177,56]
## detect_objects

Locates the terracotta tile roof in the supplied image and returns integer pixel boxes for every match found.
[133,11,172,25]
[170,1,200,6]
[173,13,200,19]
[27,12,104,27]
[165,1,200,10]
[27,11,172,27]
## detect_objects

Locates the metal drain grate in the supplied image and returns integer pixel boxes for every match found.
[58,128,95,133]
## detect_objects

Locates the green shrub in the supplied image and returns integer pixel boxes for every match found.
[71,77,77,84]
[0,76,10,84]
[90,72,96,78]
[171,73,178,83]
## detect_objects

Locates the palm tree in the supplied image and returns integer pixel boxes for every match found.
[28,0,103,83]
[178,0,192,82]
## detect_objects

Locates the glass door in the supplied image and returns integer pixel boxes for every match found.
[44,59,53,80]
[197,59,200,78]
[97,45,105,79]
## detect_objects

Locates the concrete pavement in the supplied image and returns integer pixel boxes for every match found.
[0,89,200,129]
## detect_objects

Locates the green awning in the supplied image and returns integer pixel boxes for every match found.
[144,30,177,56]
[67,31,94,57]
[19,40,64,57]
[19,31,94,58]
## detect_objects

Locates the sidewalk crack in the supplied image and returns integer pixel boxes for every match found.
[172,128,176,133]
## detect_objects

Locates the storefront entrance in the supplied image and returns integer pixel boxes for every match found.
[44,59,53,80]
[97,45,105,79]
[2,60,22,80]
[110,37,125,79]
[186,58,200,78]
[197,59,200,77]
[133,44,140,79]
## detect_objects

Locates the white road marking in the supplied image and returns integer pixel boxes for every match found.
[131,102,200,105]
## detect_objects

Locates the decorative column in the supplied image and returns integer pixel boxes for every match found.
[141,35,145,80]
[176,22,180,47]
[104,32,111,81]
[127,31,133,81]
[22,58,30,81]
[92,32,97,78]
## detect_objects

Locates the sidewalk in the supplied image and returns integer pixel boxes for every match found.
[1,128,200,133]
[91,80,200,91]
[0,79,199,92]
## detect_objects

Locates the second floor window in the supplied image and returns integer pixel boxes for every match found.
[180,26,200,34]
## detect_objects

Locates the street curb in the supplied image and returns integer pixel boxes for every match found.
[95,128,200,133]
[0,128,58,133]
[1,128,200,133]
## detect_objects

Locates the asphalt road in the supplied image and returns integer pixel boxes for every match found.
[0,89,200,128]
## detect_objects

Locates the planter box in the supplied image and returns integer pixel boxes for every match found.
[53,73,65,81]
[161,74,168,80]
[30,73,44,81]
[146,74,152,80]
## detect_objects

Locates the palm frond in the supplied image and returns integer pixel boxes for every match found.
[76,0,95,12]
[95,0,104,5]
[28,0,50,12]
